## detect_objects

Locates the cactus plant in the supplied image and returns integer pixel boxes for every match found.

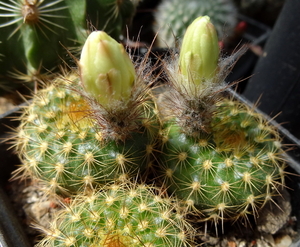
[12,31,159,196]
[0,0,85,72]
[154,0,238,48]
[86,0,137,41]
[155,16,286,225]
[0,0,85,98]
[36,182,194,247]
[0,0,139,98]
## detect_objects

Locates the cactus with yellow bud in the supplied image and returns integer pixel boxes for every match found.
[13,31,159,196]
[10,12,288,246]
[155,16,286,225]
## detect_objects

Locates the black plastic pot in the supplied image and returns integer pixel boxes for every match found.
[0,106,31,247]
[242,0,300,144]
[225,14,271,92]
[232,91,300,247]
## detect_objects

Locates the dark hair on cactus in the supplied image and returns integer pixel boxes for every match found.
[153,16,287,230]
[11,30,160,196]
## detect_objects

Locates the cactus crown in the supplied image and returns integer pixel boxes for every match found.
[157,17,227,136]
[12,31,160,196]
[152,15,287,231]
[78,30,157,142]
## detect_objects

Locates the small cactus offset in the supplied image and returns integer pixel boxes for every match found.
[13,31,159,195]
[36,182,194,247]
[155,16,286,225]
[154,0,238,47]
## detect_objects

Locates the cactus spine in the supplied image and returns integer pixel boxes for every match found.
[9,12,289,246]
[86,0,137,41]
[13,31,159,195]
[0,0,138,98]
[0,0,83,73]
[154,0,238,47]
[155,16,286,224]
[36,182,194,247]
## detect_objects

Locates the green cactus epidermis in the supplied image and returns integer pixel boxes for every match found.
[86,0,135,40]
[158,99,285,220]
[37,183,193,247]
[17,78,157,194]
[0,0,85,76]
[154,0,237,47]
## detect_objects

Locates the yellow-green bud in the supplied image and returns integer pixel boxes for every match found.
[179,16,220,86]
[79,31,136,107]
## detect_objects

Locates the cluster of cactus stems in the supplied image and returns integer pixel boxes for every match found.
[0,0,139,98]
[12,15,287,246]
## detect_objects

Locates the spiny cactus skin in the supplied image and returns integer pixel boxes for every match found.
[13,31,159,196]
[37,182,194,247]
[86,0,136,41]
[155,16,286,224]
[158,98,285,223]
[0,0,83,73]
[0,0,85,99]
[154,0,238,47]
[14,74,158,195]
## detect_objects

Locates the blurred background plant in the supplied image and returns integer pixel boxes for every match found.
[0,0,140,104]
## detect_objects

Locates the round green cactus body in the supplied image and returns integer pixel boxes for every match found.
[154,0,237,47]
[158,98,285,222]
[15,75,158,195]
[154,15,286,223]
[13,30,160,195]
[37,182,194,247]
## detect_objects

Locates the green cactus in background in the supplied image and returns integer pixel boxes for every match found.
[0,0,138,99]
[86,0,137,41]
[0,0,84,75]
[13,31,159,196]
[155,16,286,225]
[36,182,194,247]
[154,0,238,48]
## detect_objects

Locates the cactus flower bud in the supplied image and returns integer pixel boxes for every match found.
[179,16,220,86]
[79,31,136,107]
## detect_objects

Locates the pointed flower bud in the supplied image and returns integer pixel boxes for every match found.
[79,31,136,107]
[179,16,220,86]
